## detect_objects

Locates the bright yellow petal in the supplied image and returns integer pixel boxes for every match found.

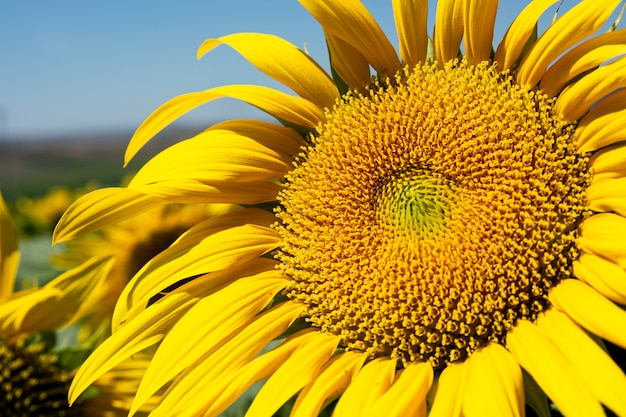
[429,362,467,417]
[575,88,626,153]
[208,118,306,154]
[0,256,113,335]
[129,272,286,414]
[197,33,338,110]
[298,0,400,78]
[125,85,323,164]
[517,0,622,87]
[540,29,626,97]
[549,279,626,349]
[245,332,339,417]
[574,253,626,305]
[494,0,558,71]
[506,319,605,417]
[463,0,498,65]
[364,361,433,417]
[463,344,524,417]
[291,351,367,417]
[0,191,19,298]
[434,0,464,65]
[538,308,626,415]
[324,29,372,92]
[128,131,292,186]
[554,56,626,122]
[148,302,305,417]
[587,177,626,217]
[333,357,397,417]
[52,187,166,244]
[392,0,428,67]
[578,213,626,268]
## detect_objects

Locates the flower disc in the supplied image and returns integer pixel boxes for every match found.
[275,60,591,368]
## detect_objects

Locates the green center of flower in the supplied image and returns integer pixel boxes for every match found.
[377,169,455,237]
[275,60,590,369]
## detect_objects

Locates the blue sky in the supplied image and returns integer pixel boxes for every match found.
[0,1,614,140]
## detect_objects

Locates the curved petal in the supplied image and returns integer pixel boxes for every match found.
[0,191,19,298]
[588,143,626,180]
[463,344,524,417]
[333,357,397,417]
[554,56,626,123]
[148,303,306,417]
[506,319,605,417]
[291,351,367,417]
[429,362,467,417]
[587,177,626,217]
[197,33,338,110]
[392,0,428,67]
[0,257,113,335]
[245,332,340,417]
[517,0,622,88]
[325,29,372,92]
[575,88,626,153]
[129,272,286,415]
[574,253,626,306]
[549,279,626,349]
[541,29,626,97]
[125,85,324,164]
[52,187,166,244]
[538,308,626,415]
[128,131,293,187]
[494,0,558,71]
[364,362,433,417]
[463,0,498,65]
[298,0,400,78]
[434,0,464,65]
[578,213,626,268]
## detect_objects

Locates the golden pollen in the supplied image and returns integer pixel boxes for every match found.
[275,60,590,369]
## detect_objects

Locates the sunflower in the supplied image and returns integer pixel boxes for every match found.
[0,191,162,416]
[55,0,626,416]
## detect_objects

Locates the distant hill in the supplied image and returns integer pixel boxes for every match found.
[0,126,203,204]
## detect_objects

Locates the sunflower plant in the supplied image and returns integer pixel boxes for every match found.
[55,1,626,416]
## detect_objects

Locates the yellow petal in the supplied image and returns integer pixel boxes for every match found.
[494,0,558,71]
[325,29,372,92]
[197,33,338,110]
[434,0,464,65]
[541,29,626,97]
[129,130,292,186]
[129,273,286,414]
[298,0,400,78]
[364,362,433,417]
[578,213,626,268]
[574,253,626,305]
[429,362,467,417]
[148,303,305,417]
[575,87,626,153]
[52,187,166,244]
[463,0,498,65]
[463,344,524,417]
[0,191,19,298]
[392,0,428,67]
[125,85,323,164]
[291,351,367,417]
[587,177,626,217]
[549,279,626,349]
[0,256,113,335]
[554,56,626,123]
[506,319,605,417]
[517,0,622,88]
[588,143,626,180]
[538,308,626,415]
[333,357,397,417]
[245,332,339,417]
